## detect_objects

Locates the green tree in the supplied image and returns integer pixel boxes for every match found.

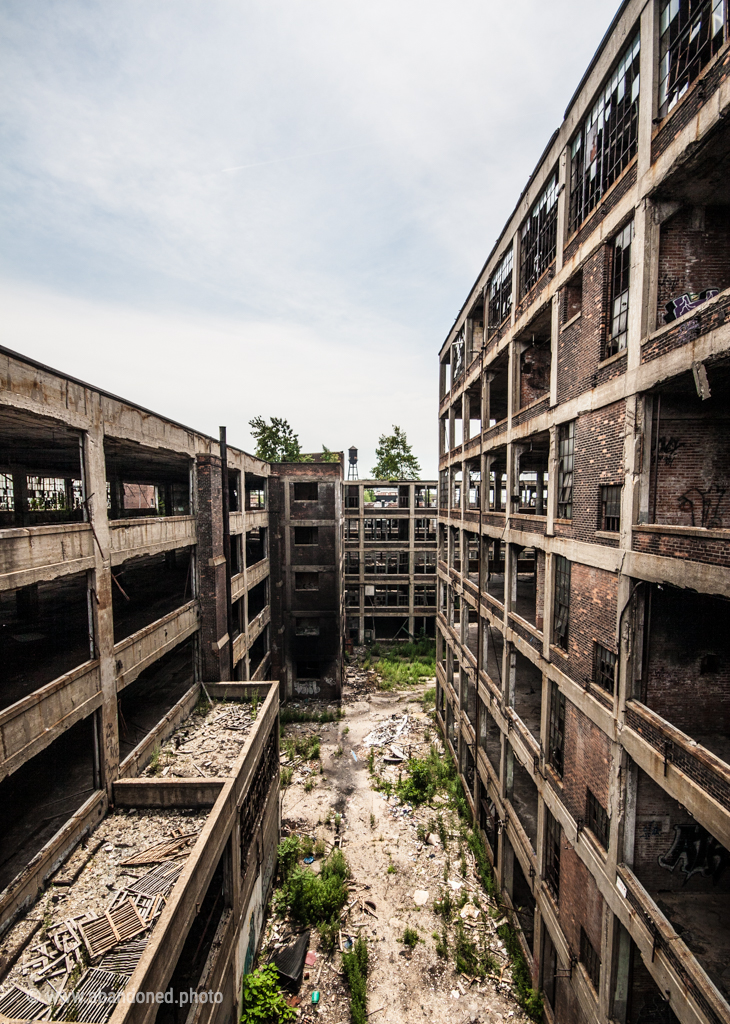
[320,445,341,464]
[249,417,311,463]
[371,426,421,480]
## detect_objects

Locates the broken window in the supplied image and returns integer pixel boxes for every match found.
[586,788,610,850]
[600,485,622,532]
[593,641,617,694]
[568,32,640,234]
[245,474,266,510]
[293,482,318,501]
[363,518,408,542]
[345,519,359,541]
[544,808,561,899]
[519,171,559,296]
[439,471,449,510]
[414,551,436,574]
[451,469,462,509]
[557,422,574,520]
[0,472,13,512]
[230,533,243,576]
[414,583,436,607]
[580,927,601,991]
[345,485,360,509]
[364,551,409,574]
[228,470,241,513]
[26,476,84,512]
[548,681,566,775]
[488,248,513,327]
[294,526,318,545]
[452,328,465,385]
[295,572,318,591]
[345,586,359,607]
[370,584,409,607]
[467,462,481,509]
[414,485,437,508]
[414,517,436,541]
[553,556,571,652]
[345,552,360,575]
[659,0,726,119]
[606,221,634,358]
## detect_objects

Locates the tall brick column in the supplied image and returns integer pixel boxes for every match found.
[196,453,231,681]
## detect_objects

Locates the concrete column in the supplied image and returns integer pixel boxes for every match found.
[546,425,557,536]
[83,420,118,795]
[196,452,231,682]
[637,0,658,181]
[555,145,569,274]
[542,554,555,660]
[550,291,560,406]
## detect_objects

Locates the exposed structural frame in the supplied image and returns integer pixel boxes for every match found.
[437,2,730,1023]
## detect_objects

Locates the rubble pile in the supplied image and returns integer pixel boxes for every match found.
[141,699,254,779]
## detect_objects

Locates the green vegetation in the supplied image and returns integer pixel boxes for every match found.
[433,888,453,921]
[276,846,350,940]
[282,734,320,761]
[341,936,369,1024]
[422,687,436,707]
[314,838,326,858]
[370,638,436,689]
[402,926,420,949]
[320,445,340,463]
[370,425,421,480]
[434,929,448,958]
[454,920,497,979]
[387,863,396,874]
[249,416,311,463]
[280,707,341,729]
[393,743,463,810]
[240,963,296,1024]
[498,921,544,1019]
[280,766,293,788]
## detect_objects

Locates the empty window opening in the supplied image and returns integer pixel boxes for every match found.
[606,220,634,358]
[345,552,360,575]
[452,408,464,449]
[466,299,484,367]
[520,171,559,296]
[508,746,539,852]
[659,0,726,119]
[364,551,409,574]
[345,585,359,607]
[295,572,318,591]
[345,485,359,509]
[450,527,461,573]
[112,548,193,644]
[481,618,504,686]
[365,486,398,507]
[451,328,465,386]
[105,437,191,519]
[488,450,508,513]
[440,352,451,399]
[366,584,409,608]
[247,579,268,620]
[230,533,243,576]
[414,551,436,574]
[460,739,476,794]
[0,573,92,712]
[228,469,241,513]
[553,555,571,652]
[466,534,479,586]
[345,519,359,540]
[516,432,549,516]
[586,788,610,850]
[414,516,436,541]
[363,518,409,542]
[246,526,267,566]
[593,642,617,695]
[232,596,244,639]
[414,583,436,607]
[486,352,509,425]
[548,682,566,776]
[512,648,543,741]
[512,545,539,628]
[116,637,195,760]
[479,700,502,775]
[600,484,622,532]
[466,384,482,441]
[511,850,537,953]
[580,928,601,992]
[0,715,97,895]
[249,626,269,677]
[488,247,513,328]
[467,460,481,510]
[563,269,583,322]
[368,616,410,641]
[519,340,551,408]
[294,526,318,546]
[0,408,86,528]
[465,605,479,659]
[557,422,575,520]
[293,481,318,502]
[245,473,266,510]
[415,484,437,508]
[446,701,458,750]
[544,808,561,900]
[485,539,506,604]
[569,32,640,234]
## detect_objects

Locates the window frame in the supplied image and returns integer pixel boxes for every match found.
[488,248,514,328]
[600,484,622,532]
[552,555,571,652]
[519,170,559,297]
[605,221,634,358]
[557,422,575,520]
[548,681,566,776]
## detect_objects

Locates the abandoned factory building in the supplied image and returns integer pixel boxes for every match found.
[436,1,730,1023]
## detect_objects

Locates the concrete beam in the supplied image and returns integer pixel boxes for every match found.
[112,778,225,808]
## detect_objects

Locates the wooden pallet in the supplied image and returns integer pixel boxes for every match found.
[78,900,147,960]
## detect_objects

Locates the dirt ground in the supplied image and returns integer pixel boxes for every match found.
[262,665,530,1024]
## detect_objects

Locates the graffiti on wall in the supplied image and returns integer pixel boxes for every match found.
[657,436,684,465]
[658,823,730,883]
[664,288,719,323]
[678,484,726,529]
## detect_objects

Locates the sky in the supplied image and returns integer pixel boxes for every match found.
[0,0,619,478]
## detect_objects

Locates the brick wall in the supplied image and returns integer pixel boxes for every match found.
[657,206,730,325]
[651,49,730,163]
[557,246,612,403]
[570,402,625,545]
[649,392,730,530]
[519,345,551,408]
[559,844,605,971]
[563,562,618,689]
[195,452,230,681]
[562,701,612,825]
[644,584,730,738]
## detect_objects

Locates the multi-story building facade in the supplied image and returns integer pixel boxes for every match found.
[436,3,730,1023]
[343,479,437,644]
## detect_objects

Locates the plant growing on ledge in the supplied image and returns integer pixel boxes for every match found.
[370,426,421,480]
[240,963,296,1024]
[249,416,312,463]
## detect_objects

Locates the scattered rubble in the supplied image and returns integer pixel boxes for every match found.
[140,699,255,779]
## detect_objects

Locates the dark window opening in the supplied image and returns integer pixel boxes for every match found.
[111,548,193,644]
[295,617,320,637]
[544,809,561,900]
[295,572,318,591]
[557,422,574,520]
[600,484,622,532]
[245,473,266,510]
[249,626,269,677]
[231,533,242,576]
[606,221,634,358]
[345,586,359,607]
[345,519,359,540]
[246,526,266,566]
[294,526,318,546]
[414,517,435,541]
[452,329,465,385]
[248,579,268,620]
[568,32,640,234]
[228,470,241,513]
[345,552,360,575]
[293,482,318,501]
[586,788,610,850]
[520,171,559,296]
[345,485,359,509]
[413,583,436,607]
[414,551,436,574]
[580,927,601,992]
[659,0,726,119]
[364,551,409,574]
[488,248,513,328]
[296,659,320,679]
[593,641,617,695]
[548,681,566,777]
[553,555,571,652]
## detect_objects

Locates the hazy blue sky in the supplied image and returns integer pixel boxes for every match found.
[1,0,619,476]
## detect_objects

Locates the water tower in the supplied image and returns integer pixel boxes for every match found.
[347,446,358,480]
